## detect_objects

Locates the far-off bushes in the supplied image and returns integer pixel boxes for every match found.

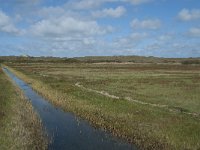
[182,60,200,65]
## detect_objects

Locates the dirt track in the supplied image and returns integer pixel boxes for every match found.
[75,82,200,118]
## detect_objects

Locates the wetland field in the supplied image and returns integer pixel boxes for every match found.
[2,58,200,150]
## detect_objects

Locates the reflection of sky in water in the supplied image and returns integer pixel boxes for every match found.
[3,68,136,150]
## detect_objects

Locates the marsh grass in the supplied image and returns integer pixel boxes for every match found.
[0,67,47,150]
[5,63,200,150]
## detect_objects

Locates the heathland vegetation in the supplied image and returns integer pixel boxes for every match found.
[2,56,200,150]
[1,55,200,64]
[0,67,47,150]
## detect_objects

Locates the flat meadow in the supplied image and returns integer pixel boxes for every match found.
[7,62,200,149]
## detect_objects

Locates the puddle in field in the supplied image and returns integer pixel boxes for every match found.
[3,68,136,150]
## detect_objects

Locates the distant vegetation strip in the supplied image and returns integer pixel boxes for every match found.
[0,67,47,150]
[0,55,200,64]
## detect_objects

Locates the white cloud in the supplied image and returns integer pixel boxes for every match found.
[37,6,88,21]
[39,6,66,17]
[188,27,200,37]
[158,34,173,42]
[130,18,161,30]
[178,9,200,21]
[112,32,148,49]
[122,0,152,5]
[65,0,113,10]
[30,16,113,38]
[129,32,148,40]
[0,11,19,34]
[66,0,152,10]
[0,0,41,5]
[92,6,126,18]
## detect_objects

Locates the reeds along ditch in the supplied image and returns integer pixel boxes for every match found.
[0,68,48,150]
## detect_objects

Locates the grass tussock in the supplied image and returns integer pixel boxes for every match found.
[0,67,47,150]
[5,63,200,150]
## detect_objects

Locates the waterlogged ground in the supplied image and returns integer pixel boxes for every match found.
[7,63,200,149]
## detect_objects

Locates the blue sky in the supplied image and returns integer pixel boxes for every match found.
[0,0,200,57]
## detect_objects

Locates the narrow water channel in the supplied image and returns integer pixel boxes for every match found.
[3,68,136,150]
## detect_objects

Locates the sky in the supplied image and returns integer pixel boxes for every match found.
[0,0,200,58]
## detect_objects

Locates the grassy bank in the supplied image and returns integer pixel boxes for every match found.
[5,63,200,150]
[0,67,47,149]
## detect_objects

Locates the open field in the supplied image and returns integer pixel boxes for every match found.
[5,62,200,150]
[0,67,47,150]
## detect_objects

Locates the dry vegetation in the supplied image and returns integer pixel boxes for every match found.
[0,67,47,150]
[5,62,200,150]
